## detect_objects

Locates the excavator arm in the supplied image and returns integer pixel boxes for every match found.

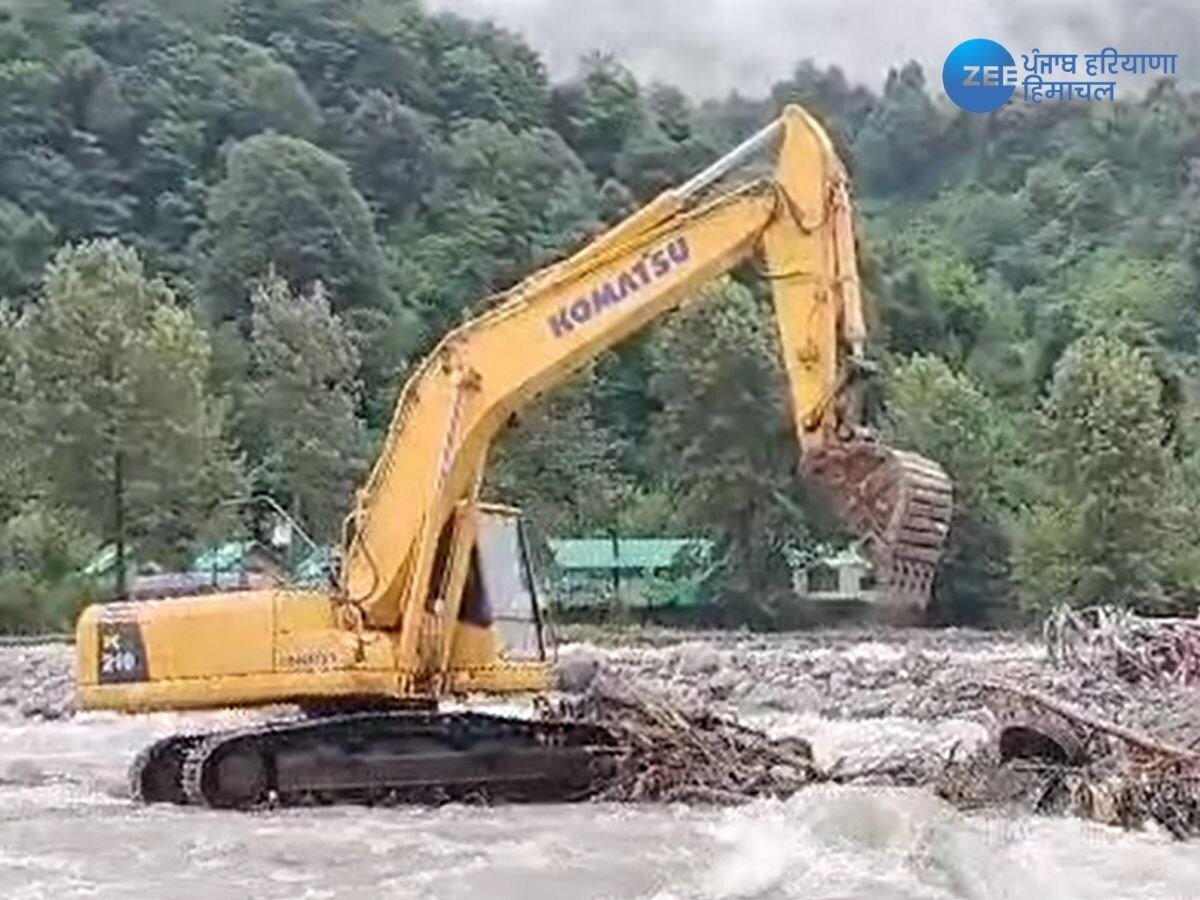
[341,105,952,648]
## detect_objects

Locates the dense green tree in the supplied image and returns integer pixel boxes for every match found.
[0,51,135,241]
[870,230,988,363]
[202,133,391,322]
[0,0,79,61]
[1175,158,1200,271]
[339,90,437,221]
[613,120,713,201]
[486,371,632,539]
[398,120,599,331]
[916,187,1030,271]
[427,14,550,130]
[1015,336,1180,613]
[0,198,55,302]
[21,240,244,589]
[0,501,100,632]
[229,0,394,109]
[888,356,1024,623]
[551,55,644,180]
[0,303,30,521]
[1062,250,1196,349]
[647,281,809,626]
[237,60,322,140]
[851,62,947,195]
[340,303,422,430]
[56,49,135,152]
[244,276,367,539]
[645,85,693,142]
[1068,161,1121,236]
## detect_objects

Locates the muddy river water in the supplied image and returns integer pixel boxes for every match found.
[1,636,1197,899]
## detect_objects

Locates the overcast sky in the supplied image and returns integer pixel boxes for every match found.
[426,0,1197,96]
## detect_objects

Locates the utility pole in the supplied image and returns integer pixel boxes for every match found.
[610,528,620,613]
[113,449,127,601]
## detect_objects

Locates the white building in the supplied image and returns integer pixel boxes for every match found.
[793,546,880,603]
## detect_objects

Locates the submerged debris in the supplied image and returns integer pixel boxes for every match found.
[546,636,1200,837]
[1045,605,1200,686]
[542,675,822,804]
[938,679,1200,839]
[938,751,1200,840]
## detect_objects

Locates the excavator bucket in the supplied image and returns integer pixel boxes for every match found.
[803,437,954,613]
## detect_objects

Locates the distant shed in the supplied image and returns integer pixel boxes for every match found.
[82,539,332,601]
[546,537,713,613]
[793,546,879,603]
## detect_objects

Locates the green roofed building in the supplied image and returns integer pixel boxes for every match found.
[546,537,713,614]
[190,540,259,575]
[82,540,334,601]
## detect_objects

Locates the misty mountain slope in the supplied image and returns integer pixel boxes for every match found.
[427,0,1197,94]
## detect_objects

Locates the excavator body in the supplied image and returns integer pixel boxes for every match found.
[74,105,953,808]
[77,503,551,712]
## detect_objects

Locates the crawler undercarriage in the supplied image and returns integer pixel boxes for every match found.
[131,708,616,809]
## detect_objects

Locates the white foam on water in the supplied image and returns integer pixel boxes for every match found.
[664,787,1200,900]
[748,709,990,774]
[684,789,958,899]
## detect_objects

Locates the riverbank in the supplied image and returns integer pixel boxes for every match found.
[554,625,1199,744]
[6,627,1198,752]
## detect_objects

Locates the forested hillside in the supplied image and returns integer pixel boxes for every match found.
[3,0,1200,629]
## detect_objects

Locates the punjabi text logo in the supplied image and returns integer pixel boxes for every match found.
[943,39,1179,114]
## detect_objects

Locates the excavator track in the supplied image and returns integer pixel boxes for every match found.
[129,733,207,804]
[132,711,617,810]
[804,437,954,611]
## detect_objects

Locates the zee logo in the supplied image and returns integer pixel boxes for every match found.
[962,65,1018,87]
[943,39,1018,114]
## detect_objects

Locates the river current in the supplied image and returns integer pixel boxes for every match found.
[1,703,1197,900]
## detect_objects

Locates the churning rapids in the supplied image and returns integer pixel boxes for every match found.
[1,632,1197,900]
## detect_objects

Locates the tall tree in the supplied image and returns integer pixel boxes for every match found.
[397,120,599,332]
[1015,336,1179,612]
[485,371,631,539]
[0,303,30,521]
[647,280,809,627]
[245,276,367,540]
[0,199,56,302]
[237,60,322,140]
[22,240,244,588]
[202,133,392,322]
[851,62,946,195]
[339,90,437,221]
[427,14,551,130]
[888,355,1024,623]
[551,55,644,180]
[0,500,100,633]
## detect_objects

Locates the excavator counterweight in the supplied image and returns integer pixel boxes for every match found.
[74,104,953,809]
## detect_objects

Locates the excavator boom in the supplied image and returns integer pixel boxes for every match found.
[340,106,950,637]
[74,104,953,809]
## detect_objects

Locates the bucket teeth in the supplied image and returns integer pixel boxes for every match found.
[803,437,954,613]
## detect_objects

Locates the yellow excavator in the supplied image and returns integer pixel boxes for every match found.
[75,105,953,808]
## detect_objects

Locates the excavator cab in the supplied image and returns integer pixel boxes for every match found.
[466,505,548,661]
